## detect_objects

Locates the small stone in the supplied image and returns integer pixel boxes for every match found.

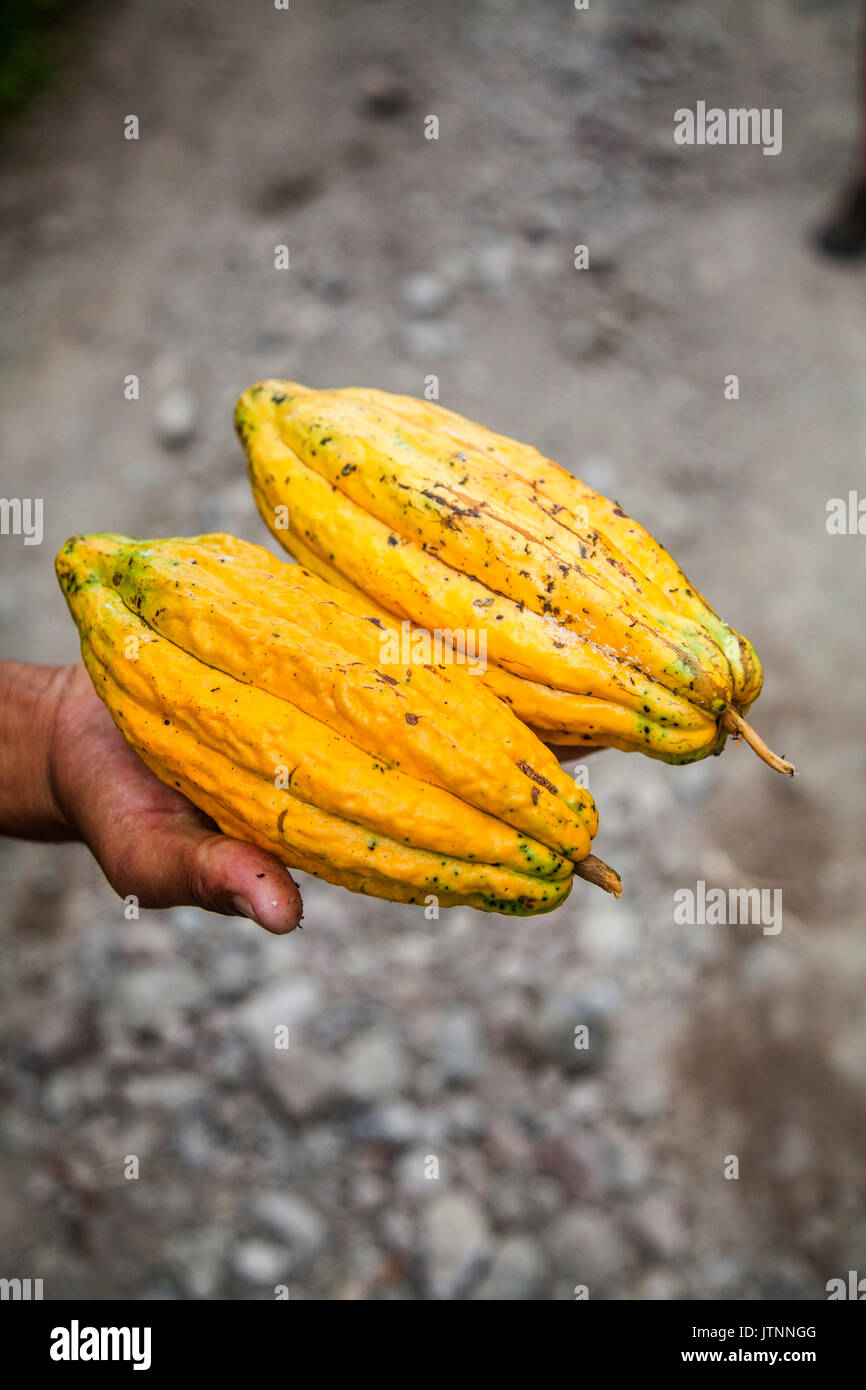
[255,171,323,216]
[487,1179,530,1227]
[530,984,619,1075]
[252,1191,326,1259]
[577,896,640,963]
[154,387,198,450]
[396,1147,444,1195]
[210,948,258,1002]
[122,1072,206,1110]
[258,1044,342,1120]
[400,274,451,317]
[341,1028,409,1102]
[359,67,411,119]
[352,1174,387,1211]
[629,1192,689,1260]
[547,1206,635,1296]
[472,1237,543,1301]
[444,1095,486,1138]
[423,1191,491,1299]
[436,1008,484,1085]
[238,977,321,1048]
[174,1114,220,1171]
[620,1070,668,1123]
[400,320,460,360]
[351,1100,425,1144]
[522,209,562,244]
[563,1080,604,1123]
[168,1227,228,1299]
[473,238,514,295]
[378,1206,414,1254]
[21,1005,89,1072]
[231,1239,289,1287]
[597,1131,651,1195]
[207,1029,251,1085]
[107,962,207,1031]
[44,1062,107,1118]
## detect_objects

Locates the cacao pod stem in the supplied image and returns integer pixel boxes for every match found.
[721,708,795,777]
[574,854,623,899]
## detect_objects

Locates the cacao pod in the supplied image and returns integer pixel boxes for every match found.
[238,380,793,775]
[56,532,618,915]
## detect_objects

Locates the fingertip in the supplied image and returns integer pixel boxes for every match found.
[190,836,304,934]
[235,867,304,935]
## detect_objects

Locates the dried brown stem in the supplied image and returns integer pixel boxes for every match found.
[574,854,622,898]
[721,708,795,777]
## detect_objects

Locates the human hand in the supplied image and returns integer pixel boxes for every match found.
[0,662,302,934]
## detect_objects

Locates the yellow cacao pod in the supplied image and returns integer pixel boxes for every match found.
[238,380,792,775]
[56,532,619,915]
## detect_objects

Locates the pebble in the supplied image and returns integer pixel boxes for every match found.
[173,1114,221,1171]
[597,1130,651,1195]
[435,1008,485,1085]
[423,1191,491,1299]
[122,1072,206,1110]
[238,977,322,1048]
[257,1044,343,1120]
[528,984,619,1075]
[472,238,515,295]
[44,1063,108,1118]
[252,1191,326,1260]
[400,320,461,360]
[547,1206,635,1296]
[107,962,207,1031]
[359,67,411,120]
[168,1227,228,1299]
[231,1238,289,1287]
[209,945,257,1000]
[629,1191,689,1260]
[154,387,199,450]
[341,1028,410,1102]
[350,1100,425,1145]
[396,1147,444,1195]
[400,274,451,317]
[21,1005,89,1071]
[472,1236,543,1301]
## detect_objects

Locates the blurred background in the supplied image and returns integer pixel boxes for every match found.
[1,0,865,1300]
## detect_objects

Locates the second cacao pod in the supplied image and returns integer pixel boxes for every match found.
[237,380,792,774]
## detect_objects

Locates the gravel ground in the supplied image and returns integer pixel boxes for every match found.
[1,0,865,1300]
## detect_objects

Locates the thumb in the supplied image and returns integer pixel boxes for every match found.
[92,806,304,934]
[176,828,305,934]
